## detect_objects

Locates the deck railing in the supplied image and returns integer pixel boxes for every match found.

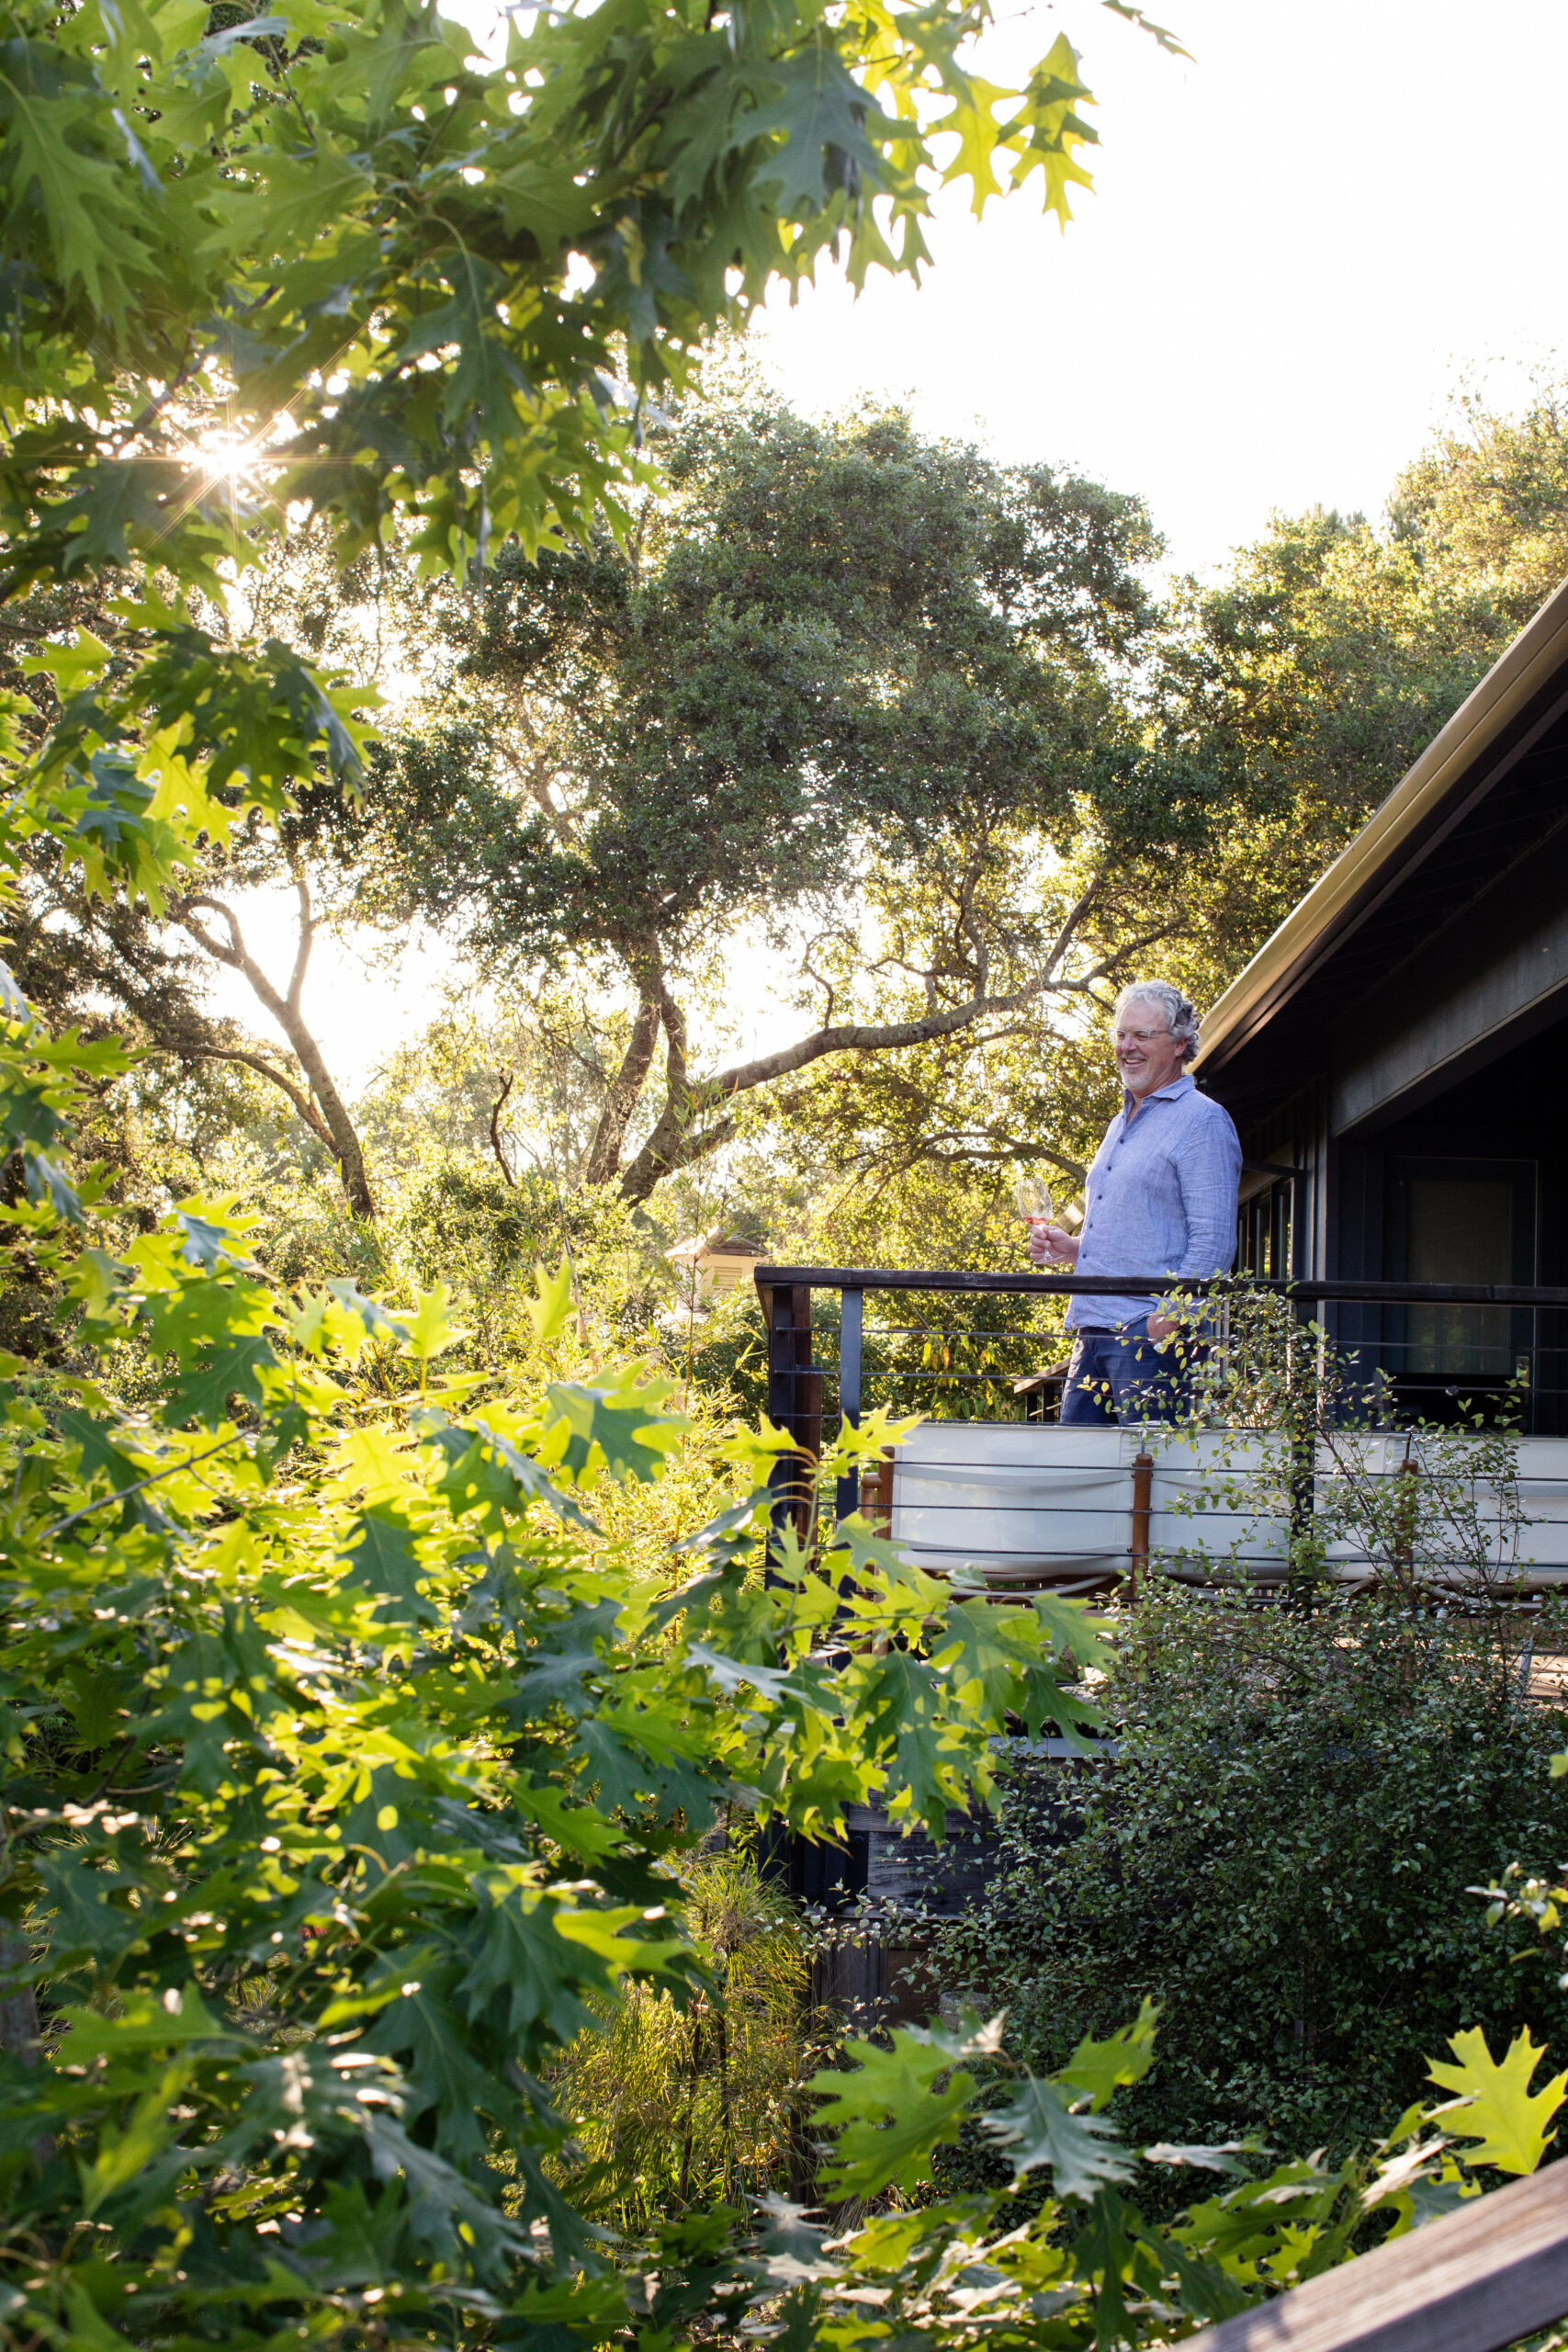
[1179,2152,1568,2350]
[757,1268,1568,1562]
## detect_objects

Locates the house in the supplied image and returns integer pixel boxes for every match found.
[665,1230,763,1297]
[756,580,1568,1581]
[1194,574,1568,1431]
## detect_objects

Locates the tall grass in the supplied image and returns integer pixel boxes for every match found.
[550,1850,813,2232]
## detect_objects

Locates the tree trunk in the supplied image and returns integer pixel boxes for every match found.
[177,872,376,1218]
[616,979,721,1202]
[583,987,661,1188]
[619,1107,739,1204]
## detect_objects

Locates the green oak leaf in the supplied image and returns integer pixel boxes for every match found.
[0,53,157,315]
[807,2019,992,2197]
[359,1960,515,2166]
[505,1604,622,1716]
[736,47,883,215]
[339,1509,439,1628]
[456,1884,620,2048]
[56,1982,236,2064]
[543,1374,685,1487]
[1428,2025,1568,2174]
[1055,1998,1161,2112]
[981,2070,1134,2198]
[0,1070,68,1154]
[24,1150,85,1223]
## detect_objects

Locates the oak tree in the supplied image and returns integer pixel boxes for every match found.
[345,401,1166,1198]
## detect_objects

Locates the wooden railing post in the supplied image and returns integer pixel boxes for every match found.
[761,1280,818,1549]
[860,1453,893,1531]
[1129,1449,1154,1602]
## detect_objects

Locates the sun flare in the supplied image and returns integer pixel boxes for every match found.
[185,412,293,491]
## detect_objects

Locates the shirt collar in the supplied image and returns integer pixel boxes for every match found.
[1122,1071,1195,1116]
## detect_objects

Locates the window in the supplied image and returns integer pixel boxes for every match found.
[1386,1159,1535,1381]
[1237,1168,1294,1280]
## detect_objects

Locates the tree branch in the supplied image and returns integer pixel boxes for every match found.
[175,886,376,1218]
[851,1127,1088,1184]
[287,865,315,1016]
[503,730,579,850]
[612,876,1125,1201]
[687,968,1093,1110]
[159,1035,335,1149]
[652,971,687,1088]
[490,1071,517,1187]
[179,894,246,970]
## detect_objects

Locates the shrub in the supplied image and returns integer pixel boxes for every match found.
[931,1588,1568,2164]
[0,1144,1098,2347]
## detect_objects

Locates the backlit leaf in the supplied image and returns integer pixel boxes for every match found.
[543,1371,685,1487]
[1055,1998,1161,2112]
[525,1260,577,1345]
[1427,2025,1568,2174]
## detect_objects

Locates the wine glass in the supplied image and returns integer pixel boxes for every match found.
[1014,1174,1055,1258]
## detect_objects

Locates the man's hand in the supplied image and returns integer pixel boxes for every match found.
[1028,1224,1078,1267]
[1145,1309,1179,1342]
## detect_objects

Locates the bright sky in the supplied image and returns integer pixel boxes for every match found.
[754,0,1568,580]
[207,0,1568,1093]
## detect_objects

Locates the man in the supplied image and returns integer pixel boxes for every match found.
[1029,981,1241,1424]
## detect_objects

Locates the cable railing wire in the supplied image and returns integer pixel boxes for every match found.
[754,1265,1568,1585]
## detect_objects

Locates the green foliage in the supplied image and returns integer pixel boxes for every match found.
[809,2012,999,2198]
[0,857,1108,2342]
[343,400,1166,1200]
[1428,2024,1568,2175]
[389,1162,658,1352]
[1,0,1111,592]
[1155,1281,1538,1600]
[0,0,1145,1232]
[1147,379,1568,978]
[14,5,1568,2339]
[931,1592,1568,2166]
[758,379,1568,1213]
[782,1166,1076,1421]
[736,1999,1546,2350]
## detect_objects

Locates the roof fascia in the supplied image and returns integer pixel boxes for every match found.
[1194,571,1568,1077]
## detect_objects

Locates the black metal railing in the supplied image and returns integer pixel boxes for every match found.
[755,1267,1568,1527]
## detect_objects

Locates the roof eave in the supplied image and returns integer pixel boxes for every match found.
[1194,569,1568,1078]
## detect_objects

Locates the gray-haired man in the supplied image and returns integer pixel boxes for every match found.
[1029,981,1241,1424]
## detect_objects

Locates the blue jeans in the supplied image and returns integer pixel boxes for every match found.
[1060,1320,1191,1425]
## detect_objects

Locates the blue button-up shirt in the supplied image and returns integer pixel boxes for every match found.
[1067,1073,1242,1329]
